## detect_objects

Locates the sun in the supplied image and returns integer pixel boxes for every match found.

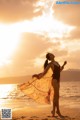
[0,24,21,66]
[0,10,73,67]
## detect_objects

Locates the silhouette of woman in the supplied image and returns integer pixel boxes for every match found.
[32,53,67,117]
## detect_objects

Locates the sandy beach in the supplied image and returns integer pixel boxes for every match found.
[0,81,80,120]
[12,105,80,120]
[12,81,80,120]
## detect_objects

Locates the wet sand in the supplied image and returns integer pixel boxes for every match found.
[12,105,80,120]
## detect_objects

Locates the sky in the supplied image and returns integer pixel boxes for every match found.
[0,0,80,77]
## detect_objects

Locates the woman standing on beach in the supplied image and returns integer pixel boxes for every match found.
[32,53,67,117]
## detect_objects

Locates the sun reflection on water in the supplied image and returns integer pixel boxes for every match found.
[0,84,16,98]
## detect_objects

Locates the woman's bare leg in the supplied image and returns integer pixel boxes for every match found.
[52,80,63,117]
[51,80,58,116]
[56,99,61,114]
[51,99,56,116]
[56,86,60,113]
[56,87,64,117]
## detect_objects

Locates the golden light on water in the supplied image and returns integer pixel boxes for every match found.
[0,84,16,98]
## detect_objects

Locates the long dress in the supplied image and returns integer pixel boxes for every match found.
[18,68,54,105]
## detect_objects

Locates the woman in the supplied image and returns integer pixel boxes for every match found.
[32,53,67,117]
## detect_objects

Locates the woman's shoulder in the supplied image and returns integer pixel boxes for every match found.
[47,61,60,67]
[54,61,60,66]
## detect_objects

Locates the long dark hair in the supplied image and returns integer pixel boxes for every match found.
[44,53,50,69]
[44,59,48,69]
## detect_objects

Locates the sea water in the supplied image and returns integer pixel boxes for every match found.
[0,81,80,109]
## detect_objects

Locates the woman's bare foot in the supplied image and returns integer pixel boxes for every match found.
[51,110,55,117]
[56,111,64,118]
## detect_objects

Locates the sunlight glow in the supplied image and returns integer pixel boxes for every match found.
[30,15,73,38]
[0,6,74,67]
[34,58,44,67]
[0,24,21,66]
[0,84,16,98]
[60,40,80,52]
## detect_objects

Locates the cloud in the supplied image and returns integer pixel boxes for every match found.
[53,0,80,26]
[69,27,80,39]
[0,31,79,76]
[9,33,69,75]
[41,42,68,58]
[0,0,43,23]
[10,33,52,75]
[52,49,68,57]
[66,50,80,68]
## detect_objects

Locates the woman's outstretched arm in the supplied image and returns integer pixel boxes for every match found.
[60,61,67,72]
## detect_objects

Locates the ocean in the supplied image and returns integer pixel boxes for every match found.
[0,81,80,110]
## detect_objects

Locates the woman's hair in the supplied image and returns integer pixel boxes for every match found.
[44,59,48,69]
[44,53,55,69]
[44,53,50,69]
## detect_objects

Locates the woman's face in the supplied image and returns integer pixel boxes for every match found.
[48,53,55,60]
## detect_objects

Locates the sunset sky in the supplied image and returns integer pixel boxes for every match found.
[0,0,80,77]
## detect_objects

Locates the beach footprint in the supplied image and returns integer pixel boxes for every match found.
[42,118,48,120]
[30,116,39,118]
[21,116,26,119]
[47,115,52,118]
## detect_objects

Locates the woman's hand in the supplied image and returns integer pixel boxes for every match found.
[64,61,67,65]
[32,73,43,79]
[32,74,39,79]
